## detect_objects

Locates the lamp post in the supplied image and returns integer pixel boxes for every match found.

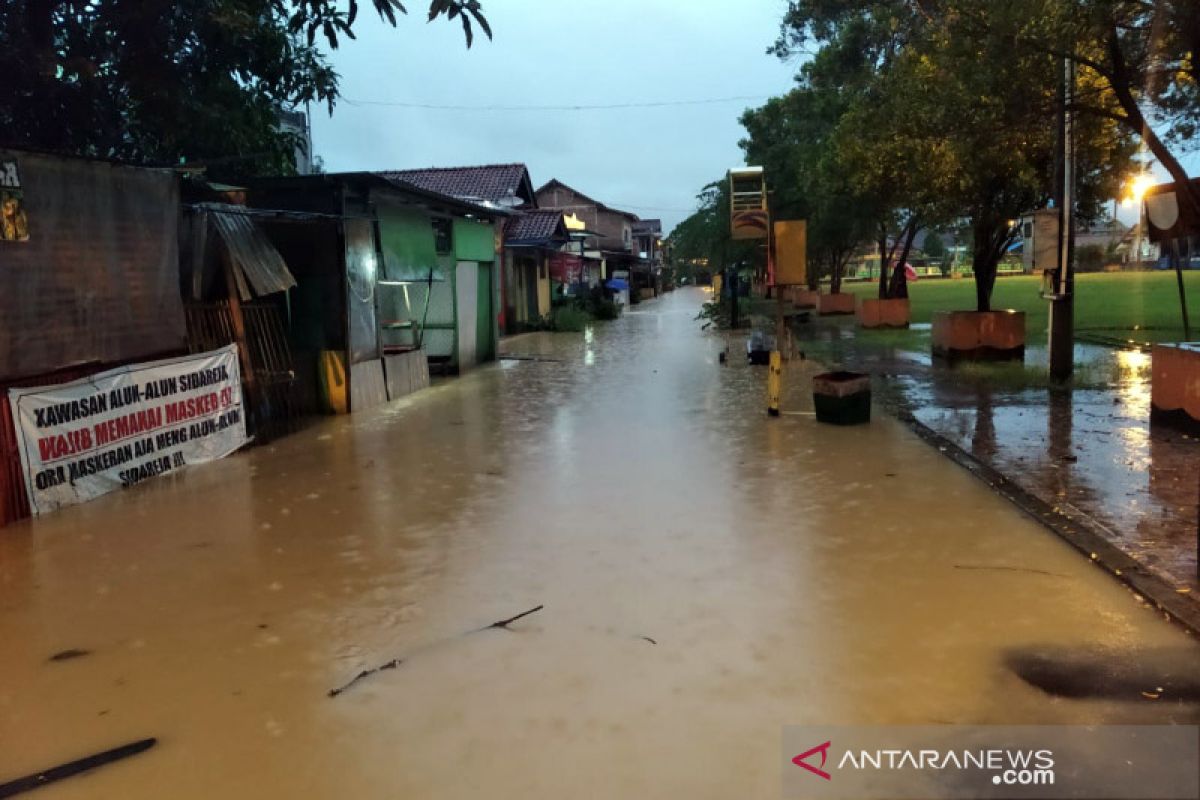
[1048,56,1076,382]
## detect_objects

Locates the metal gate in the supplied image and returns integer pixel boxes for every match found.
[184,301,297,443]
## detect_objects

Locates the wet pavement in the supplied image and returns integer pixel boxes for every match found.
[794,316,1200,599]
[1,287,1199,799]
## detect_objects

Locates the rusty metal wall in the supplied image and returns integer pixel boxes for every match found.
[0,151,186,383]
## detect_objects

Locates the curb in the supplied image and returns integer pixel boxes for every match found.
[894,409,1200,636]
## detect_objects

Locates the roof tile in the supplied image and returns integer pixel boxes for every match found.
[380,164,531,206]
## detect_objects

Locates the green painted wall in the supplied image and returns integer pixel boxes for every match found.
[476,263,495,361]
[453,218,496,262]
[378,201,441,280]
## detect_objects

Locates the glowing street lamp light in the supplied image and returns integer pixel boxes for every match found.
[1124,171,1155,264]
[1129,172,1155,203]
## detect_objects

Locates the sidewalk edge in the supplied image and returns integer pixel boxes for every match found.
[895,410,1200,636]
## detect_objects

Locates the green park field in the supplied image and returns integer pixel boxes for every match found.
[840,271,1200,345]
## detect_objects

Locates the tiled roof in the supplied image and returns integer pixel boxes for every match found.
[380,164,532,206]
[632,218,662,234]
[504,209,567,245]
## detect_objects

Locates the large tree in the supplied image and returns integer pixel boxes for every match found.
[740,83,876,294]
[762,3,951,299]
[669,180,760,280]
[942,0,1200,217]
[0,0,490,177]
[770,0,1135,310]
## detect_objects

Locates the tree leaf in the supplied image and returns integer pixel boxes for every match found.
[458,13,473,47]
[470,6,491,40]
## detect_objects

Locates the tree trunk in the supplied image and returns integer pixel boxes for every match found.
[830,249,844,295]
[877,227,890,299]
[972,217,1002,313]
[807,253,820,291]
[1106,25,1200,221]
[889,222,919,300]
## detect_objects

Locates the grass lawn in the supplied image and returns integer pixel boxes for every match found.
[839,271,1200,344]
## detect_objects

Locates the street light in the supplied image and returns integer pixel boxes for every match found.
[1124,171,1154,264]
[1129,172,1155,204]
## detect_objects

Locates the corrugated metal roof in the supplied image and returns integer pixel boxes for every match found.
[209,207,297,299]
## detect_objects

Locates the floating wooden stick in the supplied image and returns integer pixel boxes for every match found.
[0,738,156,798]
[329,605,544,698]
[479,604,544,631]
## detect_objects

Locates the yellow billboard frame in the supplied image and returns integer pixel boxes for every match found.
[773,220,807,286]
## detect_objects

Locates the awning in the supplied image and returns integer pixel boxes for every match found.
[208,206,298,300]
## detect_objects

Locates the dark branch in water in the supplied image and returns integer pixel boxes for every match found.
[0,738,156,799]
[329,605,545,697]
[480,604,544,631]
[953,564,1070,578]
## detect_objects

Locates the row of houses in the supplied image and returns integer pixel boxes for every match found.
[0,150,666,525]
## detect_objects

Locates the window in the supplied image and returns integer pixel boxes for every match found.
[433,217,452,253]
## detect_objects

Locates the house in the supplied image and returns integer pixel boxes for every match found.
[245,172,506,413]
[384,164,582,334]
[1017,213,1131,272]
[277,109,314,175]
[382,163,535,210]
[632,218,664,296]
[535,179,650,299]
[502,209,571,331]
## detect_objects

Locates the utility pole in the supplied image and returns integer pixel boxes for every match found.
[1049,56,1076,381]
[727,264,740,329]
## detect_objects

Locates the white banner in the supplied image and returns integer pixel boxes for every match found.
[8,345,248,515]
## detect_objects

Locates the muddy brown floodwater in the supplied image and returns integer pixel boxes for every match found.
[0,287,1197,798]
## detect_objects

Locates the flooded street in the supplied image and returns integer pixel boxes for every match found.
[796,316,1200,599]
[1,287,1197,798]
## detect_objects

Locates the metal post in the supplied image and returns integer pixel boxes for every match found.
[767,350,782,416]
[728,265,740,329]
[1171,239,1191,339]
[1049,56,1076,381]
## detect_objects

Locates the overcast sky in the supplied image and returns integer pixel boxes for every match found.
[312,1,1200,232]
[311,1,798,233]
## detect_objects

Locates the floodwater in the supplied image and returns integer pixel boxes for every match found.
[796,314,1200,594]
[1,287,1197,798]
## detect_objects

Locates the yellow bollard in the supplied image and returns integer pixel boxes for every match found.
[767,350,782,417]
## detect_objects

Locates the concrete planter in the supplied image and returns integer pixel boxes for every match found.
[858,297,910,329]
[813,371,871,425]
[1151,343,1200,431]
[789,287,819,309]
[818,292,857,316]
[931,310,1025,362]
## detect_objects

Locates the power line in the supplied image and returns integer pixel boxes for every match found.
[607,202,697,213]
[340,95,767,111]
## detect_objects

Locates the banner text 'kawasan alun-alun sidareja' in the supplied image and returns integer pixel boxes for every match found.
[8,345,248,515]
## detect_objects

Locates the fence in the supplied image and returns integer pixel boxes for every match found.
[184,301,297,444]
